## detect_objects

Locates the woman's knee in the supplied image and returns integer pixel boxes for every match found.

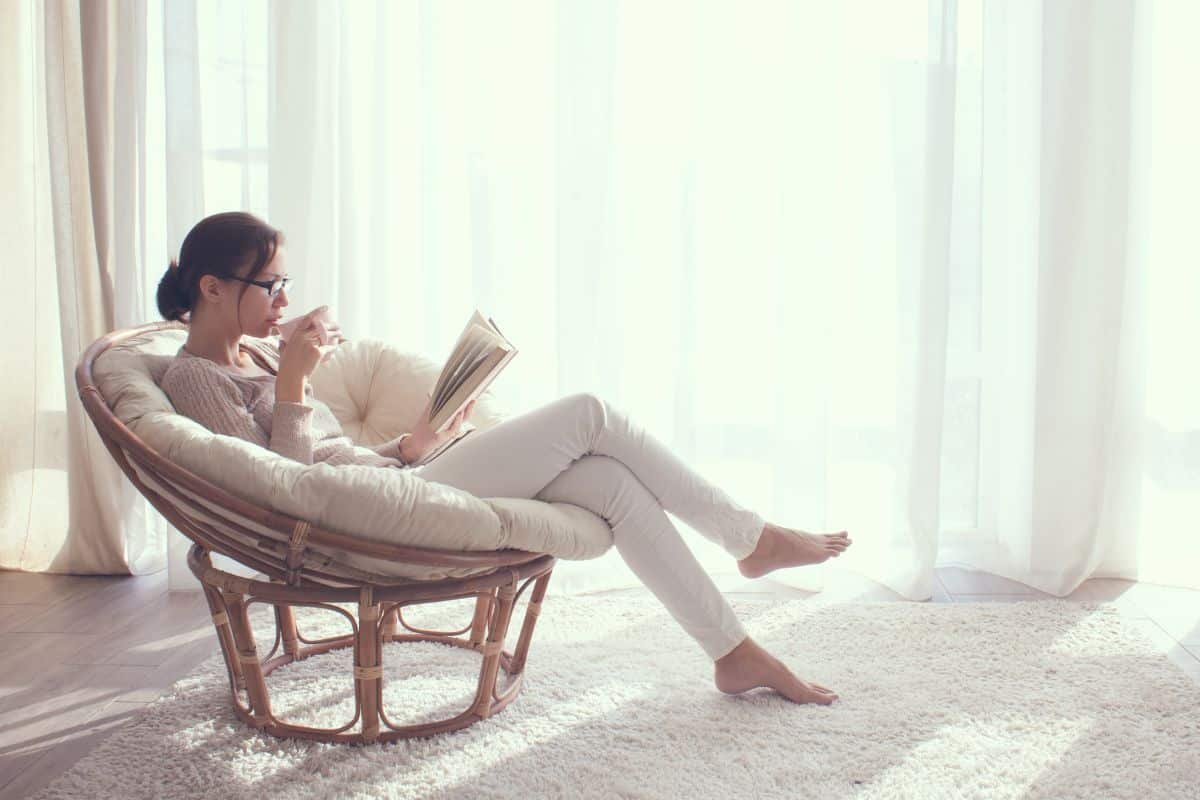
[564,391,607,432]
[535,454,653,526]
[535,392,608,454]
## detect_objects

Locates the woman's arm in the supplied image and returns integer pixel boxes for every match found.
[366,435,409,463]
[162,360,317,465]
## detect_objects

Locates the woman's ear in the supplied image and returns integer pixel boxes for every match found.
[197,274,223,303]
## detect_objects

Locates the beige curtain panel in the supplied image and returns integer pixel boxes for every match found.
[0,0,163,574]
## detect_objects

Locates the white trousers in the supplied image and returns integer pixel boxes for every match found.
[412,393,766,660]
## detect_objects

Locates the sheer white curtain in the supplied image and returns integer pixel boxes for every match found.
[14,0,1195,595]
[165,0,966,596]
[1,0,168,575]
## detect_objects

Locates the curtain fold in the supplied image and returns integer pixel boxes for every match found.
[4,0,166,575]
[0,0,68,573]
[958,0,1147,595]
[1027,0,1138,594]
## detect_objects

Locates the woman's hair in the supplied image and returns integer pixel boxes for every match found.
[156,211,284,323]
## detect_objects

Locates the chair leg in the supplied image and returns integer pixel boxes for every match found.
[471,581,516,718]
[381,606,399,640]
[276,603,301,658]
[202,583,245,691]
[469,590,493,647]
[356,589,382,743]
[508,572,552,676]
[224,592,273,728]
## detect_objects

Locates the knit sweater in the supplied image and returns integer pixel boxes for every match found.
[159,339,409,469]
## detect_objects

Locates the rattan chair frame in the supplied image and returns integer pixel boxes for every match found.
[76,321,557,743]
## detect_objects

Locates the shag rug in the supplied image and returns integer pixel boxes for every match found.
[33,593,1200,800]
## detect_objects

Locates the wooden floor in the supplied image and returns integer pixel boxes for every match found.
[1,566,1198,799]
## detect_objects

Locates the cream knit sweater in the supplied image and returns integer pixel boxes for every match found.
[160,339,408,469]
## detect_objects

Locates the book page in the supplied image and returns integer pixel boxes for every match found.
[446,341,495,397]
[487,316,511,345]
[432,328,491,416]
[431,349,503,433]
[429,310,493,409]
[426,309,517,432]
[430,342,517,432]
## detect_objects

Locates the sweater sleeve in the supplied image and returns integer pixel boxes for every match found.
[161,359,317,465]
[366,436,406,462]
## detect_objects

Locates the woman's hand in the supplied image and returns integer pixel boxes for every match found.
[275,306,347,348]
[401,396,478,464]
[275,317,326,402]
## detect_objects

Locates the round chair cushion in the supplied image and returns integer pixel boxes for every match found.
[90,326,614,581]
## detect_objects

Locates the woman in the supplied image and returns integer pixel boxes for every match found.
[158,212,852,705]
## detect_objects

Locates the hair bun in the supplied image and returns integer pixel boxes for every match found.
[167,260,187,298]
[156,259,190,322]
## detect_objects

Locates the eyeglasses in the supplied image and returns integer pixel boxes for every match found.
[227,275,292,297]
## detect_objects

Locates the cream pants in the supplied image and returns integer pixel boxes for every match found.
[411,393,766,660]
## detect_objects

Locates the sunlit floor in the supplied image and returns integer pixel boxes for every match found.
[0,567,1197,799]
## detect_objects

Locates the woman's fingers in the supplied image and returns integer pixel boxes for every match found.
[446,406,469,436]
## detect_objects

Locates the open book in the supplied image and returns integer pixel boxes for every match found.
[425,309,517,435]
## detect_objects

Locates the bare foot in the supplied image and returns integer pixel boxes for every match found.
[737,524,852,579]
[714,636,838,705]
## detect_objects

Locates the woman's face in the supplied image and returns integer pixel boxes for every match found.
[234,245,291,338]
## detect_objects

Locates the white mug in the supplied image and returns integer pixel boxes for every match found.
[272,306,343,362]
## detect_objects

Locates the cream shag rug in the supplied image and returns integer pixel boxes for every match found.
[33,594,1200,800]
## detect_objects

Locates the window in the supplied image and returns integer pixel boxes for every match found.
[196,0,268,217]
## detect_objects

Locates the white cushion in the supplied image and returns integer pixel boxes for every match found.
[91,326,613,581]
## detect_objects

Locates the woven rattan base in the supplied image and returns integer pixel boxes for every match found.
[189,545,554,743]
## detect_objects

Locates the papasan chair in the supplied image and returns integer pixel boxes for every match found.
[75,321,614,743]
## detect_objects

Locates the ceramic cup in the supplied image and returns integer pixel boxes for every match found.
[272,306,343,362]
